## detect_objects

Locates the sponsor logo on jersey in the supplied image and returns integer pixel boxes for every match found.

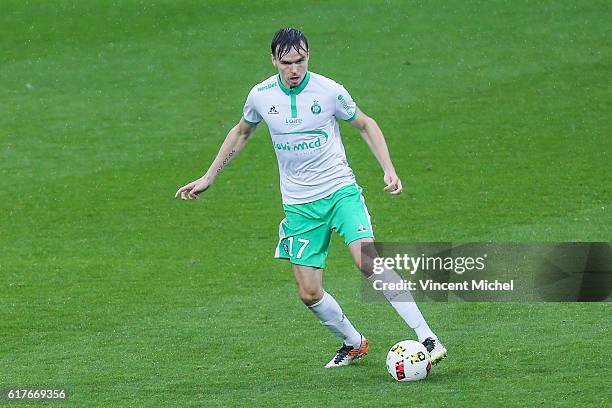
[357,224,368,233]
[338,94,354,116]
[285,118,302,125]
[311,100,321,115]
[272,137,325,151]
[272,130,329,153]
[257,82,277,92]
[268,106,279,114]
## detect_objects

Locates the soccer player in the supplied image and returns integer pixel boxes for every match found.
[175,28,447,368]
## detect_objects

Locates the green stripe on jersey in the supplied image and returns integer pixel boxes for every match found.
[346,107,359,122]
[278,72,311,118]
[290,94,297,118]
[242,115,260,126]
[277,130,329,139]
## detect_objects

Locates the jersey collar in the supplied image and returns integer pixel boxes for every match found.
[277,71,311,95]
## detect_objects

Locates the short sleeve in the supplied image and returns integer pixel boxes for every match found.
[242,88,262,125]
[334,84,358,122]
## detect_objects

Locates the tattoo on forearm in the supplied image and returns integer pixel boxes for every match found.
[216,149,236,174]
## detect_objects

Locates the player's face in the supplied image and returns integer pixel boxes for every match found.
[272,45,309,88]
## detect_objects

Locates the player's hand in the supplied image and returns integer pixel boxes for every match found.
[383,172,403,196]
[175,177,211,200]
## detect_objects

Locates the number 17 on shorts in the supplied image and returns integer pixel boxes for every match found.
[287,237,310,259]
[274,219,332,269]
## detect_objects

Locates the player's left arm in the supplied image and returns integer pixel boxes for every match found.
[349,111,403,195]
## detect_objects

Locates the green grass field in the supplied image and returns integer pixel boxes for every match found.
[1,0,610,406]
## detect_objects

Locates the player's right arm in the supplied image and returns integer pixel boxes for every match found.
[174,118,257,200]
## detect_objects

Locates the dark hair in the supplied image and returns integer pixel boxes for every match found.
[271,28,309,60]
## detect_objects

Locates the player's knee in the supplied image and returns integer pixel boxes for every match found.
[298,287,323,305]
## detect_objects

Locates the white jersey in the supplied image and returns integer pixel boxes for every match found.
[242,71,359,205]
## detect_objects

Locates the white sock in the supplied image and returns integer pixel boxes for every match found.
[308,291,362,347]
[368,268,436,342]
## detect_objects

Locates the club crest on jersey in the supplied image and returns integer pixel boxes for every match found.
[268,106,279,114]
[311,100,322,115]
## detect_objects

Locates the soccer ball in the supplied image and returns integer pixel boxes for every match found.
[386,340,432,382]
